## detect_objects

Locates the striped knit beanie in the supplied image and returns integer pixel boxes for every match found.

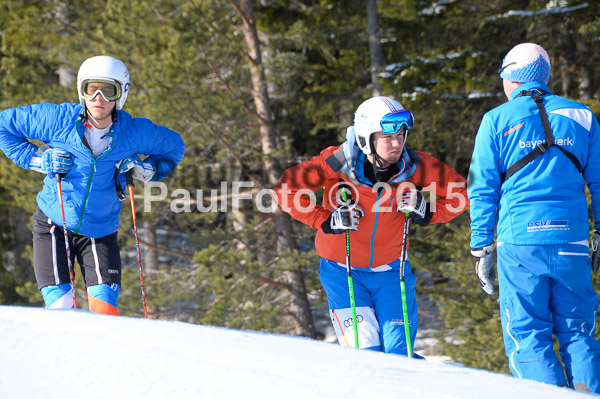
[498,43,551,85]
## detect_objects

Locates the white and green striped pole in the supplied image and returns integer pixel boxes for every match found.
[400,212,413,358]
[341,187,360,348]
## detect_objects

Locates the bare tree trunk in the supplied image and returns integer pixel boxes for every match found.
[143,220,159,273]
[7,208,36,282]
[227,164,248,251]
[140,218,159,319]
[577,38,592,101]
[234,0,316,338]
[366,0,383,97]
[557,30,576,96]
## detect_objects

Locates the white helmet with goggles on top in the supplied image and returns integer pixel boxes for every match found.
[77,55,130,110]
[353,96,414,155]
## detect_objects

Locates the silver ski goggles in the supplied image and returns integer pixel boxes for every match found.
[380,109,414,134]
[81,79,121,102]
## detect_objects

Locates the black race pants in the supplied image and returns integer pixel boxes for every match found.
[32,207,122,289]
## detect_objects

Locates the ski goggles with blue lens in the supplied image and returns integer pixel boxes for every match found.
[380,109,414,134]
[81,79,121,102]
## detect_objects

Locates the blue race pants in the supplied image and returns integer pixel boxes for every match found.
[497,242,600,393]
[318,258,417,355]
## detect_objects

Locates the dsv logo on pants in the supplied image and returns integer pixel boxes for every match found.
[344,315,364,327]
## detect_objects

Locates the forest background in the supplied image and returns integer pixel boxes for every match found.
[1,0,599,374]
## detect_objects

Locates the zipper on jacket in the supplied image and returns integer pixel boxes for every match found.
[74,119,114,233]
[76,158,96,233]
[368,190,383,270]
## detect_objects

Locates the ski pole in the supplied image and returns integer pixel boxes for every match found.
[340,187,360,348]
[400,212,413,358]
[56,173,77,309]
[126,170,148,318]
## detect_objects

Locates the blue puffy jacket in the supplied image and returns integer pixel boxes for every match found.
[0,102,185,238]
[468,81,600,248]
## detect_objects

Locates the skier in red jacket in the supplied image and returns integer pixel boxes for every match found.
[274,96,468,355]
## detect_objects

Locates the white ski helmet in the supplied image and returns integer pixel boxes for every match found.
[353,96,414,155]
[77,55,130,110]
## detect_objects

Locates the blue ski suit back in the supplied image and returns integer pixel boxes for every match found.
[468,81,600,392]
[469,81,600,249]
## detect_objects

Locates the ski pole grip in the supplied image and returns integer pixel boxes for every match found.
[125,170,135,188]
[56,173,64,183]
[339,185,350,204]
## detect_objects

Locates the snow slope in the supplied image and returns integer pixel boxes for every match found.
[0,306,590,399]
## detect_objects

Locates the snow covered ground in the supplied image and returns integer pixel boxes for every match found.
[0,306,591,399]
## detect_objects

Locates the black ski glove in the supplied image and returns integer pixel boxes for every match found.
[321,203,364,235]
[592,231,600,274]
[398,189,433,226]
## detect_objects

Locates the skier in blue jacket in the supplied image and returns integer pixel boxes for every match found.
[468,43,600,392]
[0,55,185,315]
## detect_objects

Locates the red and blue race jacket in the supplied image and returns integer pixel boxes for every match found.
[274,129,468,270]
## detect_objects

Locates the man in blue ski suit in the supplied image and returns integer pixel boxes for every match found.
[468,43,600,392]
[0,55,185,315]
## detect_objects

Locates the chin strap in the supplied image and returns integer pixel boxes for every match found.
[372,152,382,182]
[370,135,383,182]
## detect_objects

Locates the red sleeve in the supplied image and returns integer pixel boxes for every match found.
[273,147,340,230]
[410,150,469,224]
